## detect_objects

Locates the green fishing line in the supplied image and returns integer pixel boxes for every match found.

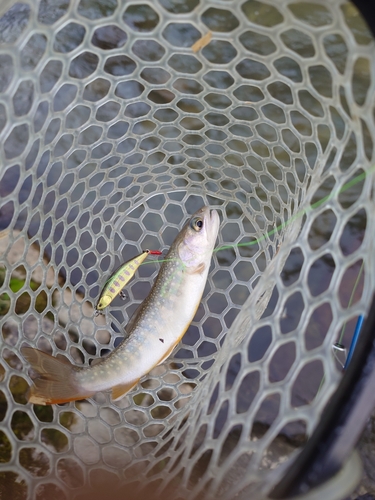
[214,165,373,253]
[137,165,374,268]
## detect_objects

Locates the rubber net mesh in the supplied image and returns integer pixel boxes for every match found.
[0,0,374,499]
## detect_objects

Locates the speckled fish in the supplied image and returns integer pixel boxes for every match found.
[95,249,162,315]
[21,206,220,405]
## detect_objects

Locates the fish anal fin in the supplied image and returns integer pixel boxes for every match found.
[28,389,93,406]
[111,380,140,401]
[29,393,50,405]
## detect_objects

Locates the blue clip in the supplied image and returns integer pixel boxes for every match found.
[344,315,364,370]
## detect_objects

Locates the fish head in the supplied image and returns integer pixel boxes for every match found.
[177,206,220,270]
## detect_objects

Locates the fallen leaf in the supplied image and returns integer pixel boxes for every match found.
[192,31,212,53]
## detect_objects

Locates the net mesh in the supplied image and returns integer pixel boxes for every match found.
[0,0,374,498]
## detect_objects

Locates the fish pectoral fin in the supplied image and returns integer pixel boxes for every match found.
[111,379,140,401]
[188,262,206,275]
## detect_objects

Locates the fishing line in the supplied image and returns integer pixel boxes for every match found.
[338,260,365,346]
[104,166,372,387]
[214,164,373,254]
[139,164,374,266]
[155,166,371,383]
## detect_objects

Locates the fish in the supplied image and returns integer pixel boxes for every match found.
[21,206,220,405]
[95,249,162,315]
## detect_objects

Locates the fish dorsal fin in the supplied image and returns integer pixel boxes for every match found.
[124,304,142,335]
[111,379,140,401]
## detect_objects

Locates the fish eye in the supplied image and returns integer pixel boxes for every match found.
[191,217,203,232]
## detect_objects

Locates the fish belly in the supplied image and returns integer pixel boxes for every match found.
[78,269,204,395]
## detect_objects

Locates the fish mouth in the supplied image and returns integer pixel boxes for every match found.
[209,208,219,221]
[208,208,220,240]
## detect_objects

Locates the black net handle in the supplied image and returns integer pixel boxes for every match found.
[271,5,375,493]
[270,290,375,498]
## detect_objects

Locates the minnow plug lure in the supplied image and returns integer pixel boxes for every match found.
[95,249,162,315]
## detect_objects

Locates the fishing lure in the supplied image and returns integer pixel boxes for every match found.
[95,249,162,315]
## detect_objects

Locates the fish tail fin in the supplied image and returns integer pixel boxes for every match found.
[21,347,94,405]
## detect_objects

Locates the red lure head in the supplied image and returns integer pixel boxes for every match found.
[147,250,162,255]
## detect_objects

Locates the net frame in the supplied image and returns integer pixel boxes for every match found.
[0,1,374,499]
